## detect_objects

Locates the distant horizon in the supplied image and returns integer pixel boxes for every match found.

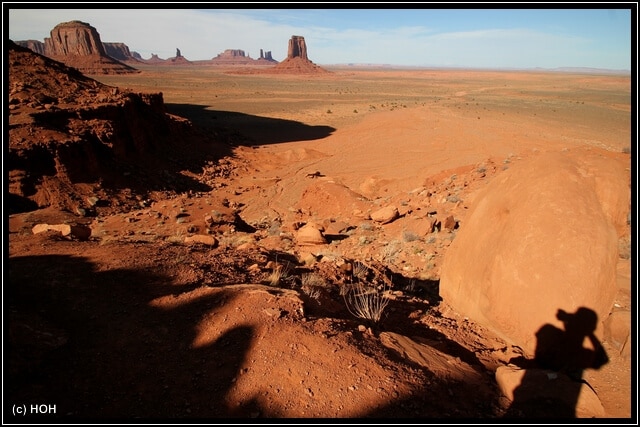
[6,7,634,71]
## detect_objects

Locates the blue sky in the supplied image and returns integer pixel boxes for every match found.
[6,7,634,70]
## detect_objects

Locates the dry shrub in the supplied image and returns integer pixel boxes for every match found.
[352,261,368,282]
[300,271,324,293]
[343,282,390,324]
[267,262,292,286]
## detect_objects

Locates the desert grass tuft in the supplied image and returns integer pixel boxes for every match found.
[267,261,292,287]
[343,282,390,324]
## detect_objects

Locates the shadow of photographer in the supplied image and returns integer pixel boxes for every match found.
[502,306,609,418]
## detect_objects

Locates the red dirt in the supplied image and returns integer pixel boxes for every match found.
[6,41,633,422]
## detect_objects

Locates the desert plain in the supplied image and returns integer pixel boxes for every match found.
[8,58,633,421]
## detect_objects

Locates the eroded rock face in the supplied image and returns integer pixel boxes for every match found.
[103,42,137,61]
[216,49,247,58]
[259,49,276,62]
[16,38,139,64]
[439,151,625,356]
[271,35,329,74]
[42,20,138,74]
[287,35,308,60]
[45,20,107,56]
[8,40,217,215]
[15,40,45,55]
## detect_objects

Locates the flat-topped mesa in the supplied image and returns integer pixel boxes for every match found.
[215,49,248,59]
[43,20,138,74]
[103,42,138,62]
[287,35,308,60]
[44,20,107,56]
[16,38,141,64]
[210,49,266,66]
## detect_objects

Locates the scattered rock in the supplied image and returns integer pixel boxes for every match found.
[296,223,327,245]
[371,206,399,224]
[184,235,218,247]
[263,307,284,318]
[603,309,631,358]
[442,215,457,231]
[32,223,91,240]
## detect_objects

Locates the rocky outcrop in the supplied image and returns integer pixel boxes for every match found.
[44,20,106,56]
[16,36,140,66]
[272,35,329,74]
[8,40,218,215]
[15,40,45,55]
[439,151,628,357]
[259,49,276,62]
[208,48,278,67]
[210,49,255,65]
[145,53,166,64]
[103,42,139,62]
[287,35,308,60]
[216,49,247,58]
[167,49,192,65]
[43,20,138,74]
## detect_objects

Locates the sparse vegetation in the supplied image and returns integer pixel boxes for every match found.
[378,240,401,263]
[343,282,390,324]
[9,45,631,418]
[402,230,421,242]
[351,261,369,282]
[301,272,327,302]
[266,261,292,286]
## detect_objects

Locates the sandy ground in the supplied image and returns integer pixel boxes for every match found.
[8,63,633,421]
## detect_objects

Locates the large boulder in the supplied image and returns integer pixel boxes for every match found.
[439,150,628,356]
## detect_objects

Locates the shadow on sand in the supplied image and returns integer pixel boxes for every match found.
[7,254,256,421]
[166,103,336,146]
[7,252,503,421]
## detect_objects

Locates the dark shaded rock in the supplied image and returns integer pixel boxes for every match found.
[14,39,45,55]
